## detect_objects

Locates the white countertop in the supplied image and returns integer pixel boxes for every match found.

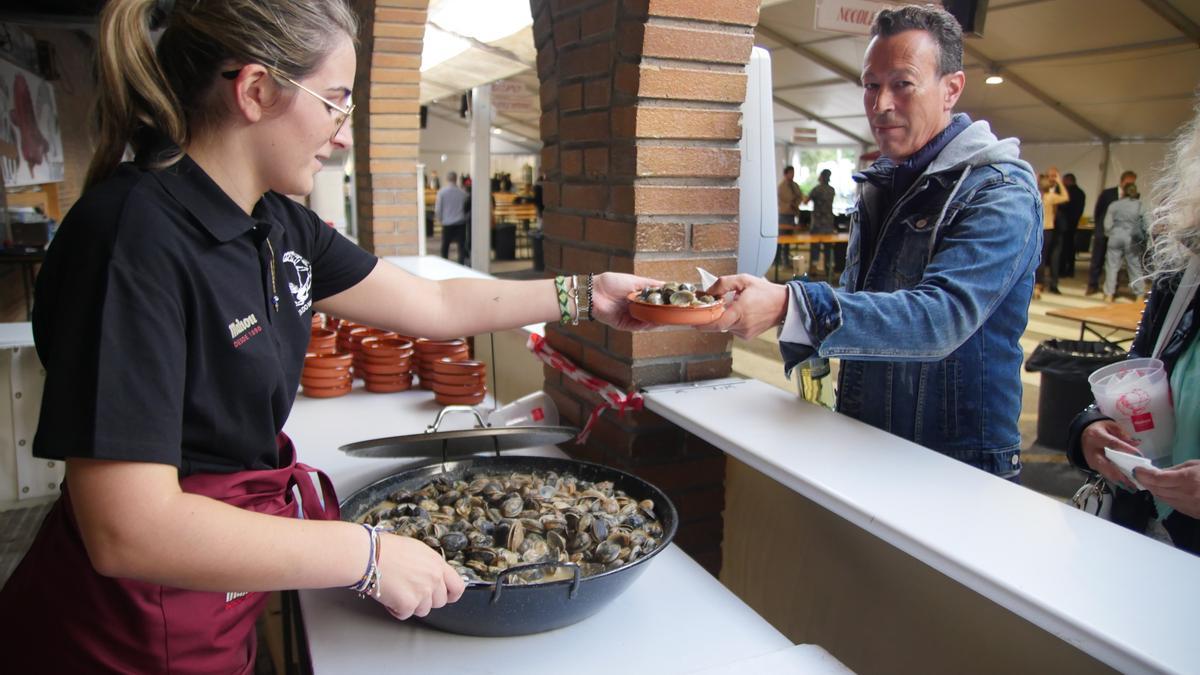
[283,377,794,674]
[643,378,1200,675]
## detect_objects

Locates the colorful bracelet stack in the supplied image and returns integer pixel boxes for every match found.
[348,523,383,600]
[555,274,595,325]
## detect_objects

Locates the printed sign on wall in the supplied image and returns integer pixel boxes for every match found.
[0,59,64,187]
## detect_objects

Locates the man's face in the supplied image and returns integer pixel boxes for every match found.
[783,168,794,181]
[1120,174,1137,189]
[1063,175,1076,187]
[862,30,965,162]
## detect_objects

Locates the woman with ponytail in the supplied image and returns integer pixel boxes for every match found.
[0,1,654,671]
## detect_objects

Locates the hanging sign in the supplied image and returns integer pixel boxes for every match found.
[489,79,534,114]
[793,127,819,144]
[814,0,898,36]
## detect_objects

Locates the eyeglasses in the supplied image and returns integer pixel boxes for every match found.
[221,67,354,142]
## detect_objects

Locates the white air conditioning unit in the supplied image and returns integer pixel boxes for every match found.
[737,46,778,277]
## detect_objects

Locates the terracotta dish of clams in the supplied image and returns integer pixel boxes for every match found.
[627,282,724,326]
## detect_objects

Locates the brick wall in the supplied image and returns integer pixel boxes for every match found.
[351,0,428,256]
[531,0,758,576]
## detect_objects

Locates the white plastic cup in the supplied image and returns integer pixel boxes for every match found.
[487,391,559,428]
[1088,358,1175,463]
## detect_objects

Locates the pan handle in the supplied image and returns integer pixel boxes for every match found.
[488,561,581,605]
[425,405,489,433]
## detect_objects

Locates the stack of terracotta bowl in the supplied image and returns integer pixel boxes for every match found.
[358,337,415,393]
[430,358,487,405]
[347,327,395,379]
[335,320,364,355]
[308,327,338,356]
[300,352,353,398]
[414,338,470,390]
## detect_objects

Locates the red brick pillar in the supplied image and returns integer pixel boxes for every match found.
[531,0,759,576]
[351,0,428,256]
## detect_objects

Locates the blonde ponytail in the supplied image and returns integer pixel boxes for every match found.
[84,0,358,190]
[86,0,186,190]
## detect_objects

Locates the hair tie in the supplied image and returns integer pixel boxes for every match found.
[150,0,176,30]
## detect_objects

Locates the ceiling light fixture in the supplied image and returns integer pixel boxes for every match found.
[984,70,1004,85]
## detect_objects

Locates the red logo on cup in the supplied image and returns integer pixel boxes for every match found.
[1130,412,1155,432]
[532,407,545,422]
[1115,388,1151,417]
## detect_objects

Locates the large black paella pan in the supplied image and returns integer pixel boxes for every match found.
[339,452,678,637]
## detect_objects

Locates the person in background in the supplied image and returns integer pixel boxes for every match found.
[1058,172,1086,277]
[699,5,1041,479]
[777,165,807,227]
[1086,170,1138,295]
[1035,168,1069,297]
[0,1,657,670]
[808,168,837,274]
[436,170,469,264]
[1067,102,1200,554]
[428,169,440,190]
[1102,181,1147,302]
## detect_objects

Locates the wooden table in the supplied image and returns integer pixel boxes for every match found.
[774,232,850,282]
[1045,300,1145,347]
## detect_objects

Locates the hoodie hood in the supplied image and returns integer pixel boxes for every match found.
[925,117,1033,177]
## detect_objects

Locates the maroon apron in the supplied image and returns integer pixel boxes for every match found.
[0,434,338,674]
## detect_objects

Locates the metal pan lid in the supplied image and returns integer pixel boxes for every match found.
[338,405,578,459]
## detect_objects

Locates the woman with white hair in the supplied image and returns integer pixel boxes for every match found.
[1066,101,1200,554]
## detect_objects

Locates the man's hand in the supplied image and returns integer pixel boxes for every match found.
[696,274,789,340]
[1135,460,1200,519]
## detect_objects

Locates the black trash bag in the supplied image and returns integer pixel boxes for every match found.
[1025,340,1126,451]
[1025,339,1126,377]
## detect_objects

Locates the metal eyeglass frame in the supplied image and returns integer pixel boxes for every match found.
[221,67,353,142]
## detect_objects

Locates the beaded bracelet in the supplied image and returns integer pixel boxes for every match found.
[554,275,571,325]
[585,273,595,321]
[348,523,382,599]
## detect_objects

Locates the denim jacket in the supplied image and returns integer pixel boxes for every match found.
[781,119,1042,476]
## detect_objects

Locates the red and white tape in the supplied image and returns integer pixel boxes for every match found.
[527,333,643,444]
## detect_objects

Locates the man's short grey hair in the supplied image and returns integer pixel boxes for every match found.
[447,171,458,184]
[871,4,964,77]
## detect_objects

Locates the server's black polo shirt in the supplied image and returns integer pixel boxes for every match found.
[32,156,378,476]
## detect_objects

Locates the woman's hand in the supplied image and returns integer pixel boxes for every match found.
[1079,419,1142,492]
[1135,460,1200,519]
[591,272,662,331]
[376,533,465,620]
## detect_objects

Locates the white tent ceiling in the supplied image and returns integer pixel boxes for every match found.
[418,0,1200,150]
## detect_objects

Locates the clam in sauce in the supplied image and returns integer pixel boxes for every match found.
[357,471,665,585]
[635,282,718,308]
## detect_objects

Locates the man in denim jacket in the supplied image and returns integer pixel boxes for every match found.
[703,6,1041,478]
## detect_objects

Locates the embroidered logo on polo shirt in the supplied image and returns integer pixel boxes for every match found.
[283,250,312,315]
[228,313,262,348]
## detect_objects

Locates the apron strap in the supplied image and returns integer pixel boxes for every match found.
[291,462,340,521]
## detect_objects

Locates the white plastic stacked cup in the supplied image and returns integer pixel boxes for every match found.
[1088,358,1176,465]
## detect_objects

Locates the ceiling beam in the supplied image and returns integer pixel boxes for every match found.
[756,24,862,85]
[964,36,1193,68]
[1140,0,1200,46]
[774,77,852,93]
[773,96,871,146]
[425,107,541,152]
[964,44,1112,142]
